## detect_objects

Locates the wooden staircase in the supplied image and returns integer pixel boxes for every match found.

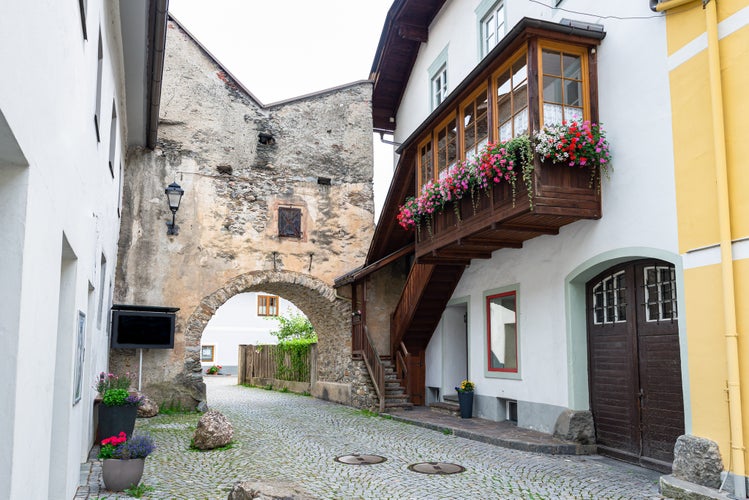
[391,263,466,354]
[382,359,413,410]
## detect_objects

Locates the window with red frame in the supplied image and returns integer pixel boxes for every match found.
[486,290,517,372]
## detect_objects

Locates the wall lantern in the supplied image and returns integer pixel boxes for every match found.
[165,181,184,235]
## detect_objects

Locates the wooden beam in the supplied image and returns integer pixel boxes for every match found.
[397,23,428,42]
[490,223,559,235]
[459,237,523,249]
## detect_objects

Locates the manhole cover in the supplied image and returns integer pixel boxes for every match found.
[334,454,387,465]
[408,462,466,475]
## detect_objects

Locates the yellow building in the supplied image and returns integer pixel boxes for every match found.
[660,0,749,494]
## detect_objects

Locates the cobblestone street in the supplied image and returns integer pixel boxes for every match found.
[83,377,664,499]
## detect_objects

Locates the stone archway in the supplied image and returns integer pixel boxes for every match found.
[182,270,376,408]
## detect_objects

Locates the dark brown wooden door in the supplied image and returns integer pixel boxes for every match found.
[587,259,684,472]
[407,350,426,406]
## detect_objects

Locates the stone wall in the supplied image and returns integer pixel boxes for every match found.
[112,20,375,408]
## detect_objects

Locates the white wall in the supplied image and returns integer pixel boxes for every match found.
[0,2,129,498]
[397,1,675,420]
[200,292,306,370]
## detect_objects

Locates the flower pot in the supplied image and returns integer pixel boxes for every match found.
[457,391,474,419]
[97,404,138,441]
[102,458,144,491]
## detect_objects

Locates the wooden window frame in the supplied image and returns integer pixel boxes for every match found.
[491,47,530,143]
[257,295,280,317]
[460,85,490,161]
[537,40,591,126]
[486,289,519,374]
[201,345,215,362]
[411,37,595,198]
[278,206,302,238]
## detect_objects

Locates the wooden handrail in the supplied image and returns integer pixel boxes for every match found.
[394,341,410,402]
[360,325,386,412]
[390,262,435,354]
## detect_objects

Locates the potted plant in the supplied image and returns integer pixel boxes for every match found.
[205,364,223,375]
[99,431,155,491]
[95,372,143,440]
[455,380,475,419]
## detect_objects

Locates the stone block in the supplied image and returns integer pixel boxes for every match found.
[672,435,724,489]
[227,480,315,500]
[553,409,595,445]
[311,381,350,404]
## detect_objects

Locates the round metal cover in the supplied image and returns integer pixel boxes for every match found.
[408,462,466,475]
[334,454,387,465]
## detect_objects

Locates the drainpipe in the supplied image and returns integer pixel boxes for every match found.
[653,0,746,495]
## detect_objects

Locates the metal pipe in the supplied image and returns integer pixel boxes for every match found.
[704,1,746,495]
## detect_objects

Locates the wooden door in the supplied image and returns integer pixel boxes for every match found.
[587,260,684,472]
[407,350,426,406]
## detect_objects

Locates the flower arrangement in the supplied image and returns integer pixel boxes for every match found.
[534,120,611,186]
[96,372,142,407]
[456,380,475,393]
[397,135,533,232]
[397,122,610,233]
[98,432,155,460]
[206,364,223,375]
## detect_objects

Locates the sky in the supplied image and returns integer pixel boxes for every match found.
[168,0,396,222]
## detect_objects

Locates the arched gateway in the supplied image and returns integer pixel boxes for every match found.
[183,271,360,406]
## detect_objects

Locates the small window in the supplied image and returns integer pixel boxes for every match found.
[257,295,279,317]
[417,138,434,190]
[278,207,302,238]
[94,32,103,142]
[201,345,215,362]
[428,45,449,111]
[462,88,489,160]
[494,51,529,142]
[540,46,585,126]
[78,0,88,40]
[487,290,518,373]
[479,1,505,58]
[108,101,117,177]
[435,116,458,182]
[591,271,627,325]
[432,65,448,109]
[643,265,678,322]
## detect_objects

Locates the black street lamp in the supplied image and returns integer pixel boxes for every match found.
[165,182,184,235]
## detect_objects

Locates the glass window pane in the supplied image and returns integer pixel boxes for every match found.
[542,49,561,77]
[488,292,517,371]
[565,107,583,122]
[499,121,512,142]
[496,70,511,96]
[543,103,563,126]
[513,81,528,113]
[513,108,528,137]
[543,76,562,103]
[564,80,581,106]
[498,94,511,123]
[563,54,582,79]
[512,59,527,85]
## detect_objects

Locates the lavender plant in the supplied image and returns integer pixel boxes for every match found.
[113,433,156,459]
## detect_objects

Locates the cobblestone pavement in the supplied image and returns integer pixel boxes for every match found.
[80,376,664,499]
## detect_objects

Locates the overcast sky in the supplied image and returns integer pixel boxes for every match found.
[168,0,395,221]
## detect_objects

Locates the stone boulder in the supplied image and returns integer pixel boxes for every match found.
[192,410,233,450]
[137,394,159,418]
[553,410,595,445]
[227,481,315,500]
[672,435,724,488]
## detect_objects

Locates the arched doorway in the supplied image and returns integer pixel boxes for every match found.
[586,258,685,472]
[182,270,356,406]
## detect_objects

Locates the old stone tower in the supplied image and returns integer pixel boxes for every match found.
[112,19,376,409]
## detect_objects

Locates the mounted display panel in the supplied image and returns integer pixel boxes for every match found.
[110,304,179,349]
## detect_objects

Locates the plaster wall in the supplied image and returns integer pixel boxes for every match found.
[0,2,127,498]
[396,1,678,427]
[364,258,409,356]
[113,22,375,407]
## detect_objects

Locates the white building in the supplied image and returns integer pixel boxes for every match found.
[345,0,686,473]
[200,292,306,374]
[0,2,166,498]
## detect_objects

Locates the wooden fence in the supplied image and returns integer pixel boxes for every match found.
[237,343,316,393]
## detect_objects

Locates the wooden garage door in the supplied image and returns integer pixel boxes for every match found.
[587,259,684,472]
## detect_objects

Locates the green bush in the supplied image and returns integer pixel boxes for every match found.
[102,388,129,406]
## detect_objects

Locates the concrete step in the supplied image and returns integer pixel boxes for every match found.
[429,401,460,417]
[384,401,414,410]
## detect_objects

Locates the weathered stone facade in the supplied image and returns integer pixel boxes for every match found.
[113,20,375,409]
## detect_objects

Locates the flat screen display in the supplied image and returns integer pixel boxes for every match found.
[111,310,175,349]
